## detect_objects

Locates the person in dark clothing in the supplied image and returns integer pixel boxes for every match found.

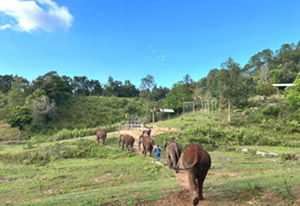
[147,128,152,137]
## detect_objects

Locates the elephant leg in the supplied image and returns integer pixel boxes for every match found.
[131,144,134,152]
[197,170,208,200]
[187,173,199,206]
[197,178,204,200]
[167,155,171,168]
[143,146,146,156]
[102,138,105,146]
[122,142,124,151]
[170,153,177,168]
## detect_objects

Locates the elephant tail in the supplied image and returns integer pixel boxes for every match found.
[170,157,198,171]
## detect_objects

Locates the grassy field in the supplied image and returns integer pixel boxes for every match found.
[0,137,180,206]
[1,110,300,206]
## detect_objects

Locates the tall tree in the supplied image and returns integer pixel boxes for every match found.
[218,58,243,122]
[166,83,193,113]
[0,75,16,94]
[7,77,28,107]
[140,75,156,119]
[31,71,72,104]
[26,89,56,123]
[287,72,300,111]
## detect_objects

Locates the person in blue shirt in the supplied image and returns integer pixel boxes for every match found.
[155,145,161,161]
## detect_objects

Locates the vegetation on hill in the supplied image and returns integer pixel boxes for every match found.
[1,41,300,145]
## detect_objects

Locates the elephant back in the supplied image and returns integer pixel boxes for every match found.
[182,144,211,171]
[123,135,135,144]
[96,129,106,139]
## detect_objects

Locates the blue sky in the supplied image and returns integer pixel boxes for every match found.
[1,0,300,88]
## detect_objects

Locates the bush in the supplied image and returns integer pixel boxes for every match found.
[280,153,299,161]
[262,105,282,117]
[29,124,117,143]
[0,139,136,165]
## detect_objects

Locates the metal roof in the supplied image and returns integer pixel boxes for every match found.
[272,83,294,87]
[157,108,175,113]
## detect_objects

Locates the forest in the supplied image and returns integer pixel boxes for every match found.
[1,41,300,137]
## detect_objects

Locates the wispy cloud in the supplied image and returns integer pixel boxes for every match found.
[0,23,11,30]
[0,0,73,33]
[147,45,166,62]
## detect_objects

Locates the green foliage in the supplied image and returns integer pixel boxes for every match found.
[31,71,72,105]
[287,72,300,112]
[262,105,282,117]
[7,77,28,106]
[30,124,117,143]
[166,83,193,113]
[256,82,277,100]
[30,96,143,133]
[9,106,32,131]
[0,139,136,165]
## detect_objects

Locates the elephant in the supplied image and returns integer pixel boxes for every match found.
[182,144,211,206]
[141,136,155,157]
[119,135,135,152]
[96,129,107,145]
[164,140,182,172]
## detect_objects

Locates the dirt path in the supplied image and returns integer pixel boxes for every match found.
[113,127,212,206]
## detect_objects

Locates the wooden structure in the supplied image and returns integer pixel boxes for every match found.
[118,119,144,130]
[157,108,175,119]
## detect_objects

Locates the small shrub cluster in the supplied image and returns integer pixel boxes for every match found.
[30,124,117,143]
[0,139,135,165]
[155,123,285,149]
[280,153,299,161]
[262,105,282,117]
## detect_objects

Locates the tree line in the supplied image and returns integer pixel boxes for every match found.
[1,41,300,133]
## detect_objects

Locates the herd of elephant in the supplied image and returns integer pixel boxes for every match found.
[96,129,211,206]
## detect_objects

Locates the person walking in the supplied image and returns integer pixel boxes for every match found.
[155,145,161,161]
[147,128,152,137]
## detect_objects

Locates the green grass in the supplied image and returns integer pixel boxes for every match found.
[206,151,300,205]
[1,136,300,206]
[235,145,300,155]
[0,136,179,206]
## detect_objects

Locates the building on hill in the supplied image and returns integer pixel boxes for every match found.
[157,108,175,120]
[272,83,294,91]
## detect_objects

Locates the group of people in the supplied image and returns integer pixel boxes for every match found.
[141,127,161,162]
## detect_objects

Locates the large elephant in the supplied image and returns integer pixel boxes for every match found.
[96,129,107,145]
[164,140,182,172]
[141,136,155,157]
[182,144,211,206]
[119,135,135,152]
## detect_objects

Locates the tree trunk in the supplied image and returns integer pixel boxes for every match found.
[228,99,231,123]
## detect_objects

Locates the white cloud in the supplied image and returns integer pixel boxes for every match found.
[0,23,11,30]
[0,0,73,32]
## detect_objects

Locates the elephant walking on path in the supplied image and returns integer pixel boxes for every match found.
[164,140,182,172]
[182,144,211,206]
[96,129,106,145]
[141,136,155,157]
[119,135,135,152]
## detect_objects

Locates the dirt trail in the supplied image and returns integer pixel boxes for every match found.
[113,126,212,206]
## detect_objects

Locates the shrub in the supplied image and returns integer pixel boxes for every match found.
[0,139,135,165]
[29,124,117,143]
[262,105,282,117]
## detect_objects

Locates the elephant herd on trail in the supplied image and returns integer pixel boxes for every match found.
[96,129,211,206]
